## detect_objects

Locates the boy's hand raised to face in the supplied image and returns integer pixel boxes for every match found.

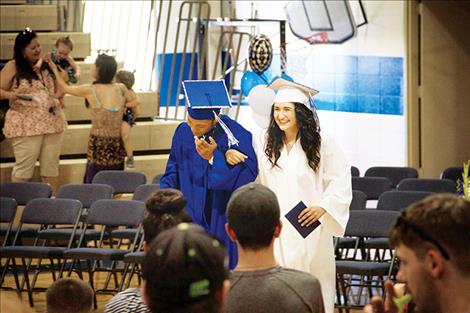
[194,136,217,161]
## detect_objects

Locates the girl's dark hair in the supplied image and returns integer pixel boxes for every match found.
[143,189,192,243]
[85,54,118,107]
[93,54,117,84]
[142,224,228,313]
[13,28,40,85]
[115,70,135,90]
[265,102,321,171]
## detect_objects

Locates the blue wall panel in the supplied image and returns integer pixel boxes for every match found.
[157,52,404,115]
[314,55,404,115]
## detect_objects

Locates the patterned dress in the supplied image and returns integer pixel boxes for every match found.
[84,85,126,183]
[3,70,66,139]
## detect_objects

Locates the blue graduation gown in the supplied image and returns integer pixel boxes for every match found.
[160,115,258,268]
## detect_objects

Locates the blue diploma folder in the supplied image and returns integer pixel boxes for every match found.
[285,201,321,238]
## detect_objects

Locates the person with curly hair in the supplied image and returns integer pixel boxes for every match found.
[105,189,192,313]
[252,78,352,313]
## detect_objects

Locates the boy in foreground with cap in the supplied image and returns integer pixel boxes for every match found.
[224,182,325,313]
[141,223,229,313]
[251,77,351,313]
[160,80,258,269]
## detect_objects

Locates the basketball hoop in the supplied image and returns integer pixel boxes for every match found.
[304,32,330,45]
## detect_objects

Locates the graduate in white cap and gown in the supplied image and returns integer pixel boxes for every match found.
[160,80,258,269]
[253,77,352,313]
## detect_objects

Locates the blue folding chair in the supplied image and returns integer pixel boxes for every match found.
[0,198,82,306]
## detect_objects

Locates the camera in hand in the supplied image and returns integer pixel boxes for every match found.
[199,128,216,143]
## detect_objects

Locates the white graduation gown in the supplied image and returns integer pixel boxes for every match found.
[254,131,352,313]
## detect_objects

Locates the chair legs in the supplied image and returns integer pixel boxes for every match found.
[82,259,97,309]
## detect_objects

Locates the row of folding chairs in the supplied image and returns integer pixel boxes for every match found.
[0,183,160,241]
[335,210,400,312]
[336,188,441,311]
[352,177,455,202]
[0,171,165,202]
[351,166,462,197]
[351,166,462,185]
[0,183,162,307]
[0,197,149,307]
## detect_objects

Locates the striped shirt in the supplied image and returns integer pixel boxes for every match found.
[105,288,150,313]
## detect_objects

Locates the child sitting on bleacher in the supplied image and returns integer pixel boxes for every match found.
[116,70,139,168]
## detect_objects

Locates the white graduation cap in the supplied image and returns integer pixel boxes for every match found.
[268,77,319,106]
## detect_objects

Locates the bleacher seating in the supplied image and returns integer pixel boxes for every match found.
[0,1,180,188]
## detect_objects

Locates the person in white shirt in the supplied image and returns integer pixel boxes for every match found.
[252,78,352,313]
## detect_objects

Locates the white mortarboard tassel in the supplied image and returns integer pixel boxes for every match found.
[214,111,239,147]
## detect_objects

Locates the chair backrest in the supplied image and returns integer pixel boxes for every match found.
[132,184,160,202]
[350,190,367,210]
[351,166,360,177]
[352,177,393,200]
[92,171,147,194]
[440,166,463,183]
[345,210,400,238]
[21,198,82,225]
[365,166,418,188]
[1,197,18,247]
[86,199,145,227]
[397,178,456,193]
[377,190,433,212]
[56,183,114,208]
[0,197,17,223]
[152,173,164,184]
[0,182,52,205]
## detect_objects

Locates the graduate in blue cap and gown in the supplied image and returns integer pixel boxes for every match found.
[160,80,258,269]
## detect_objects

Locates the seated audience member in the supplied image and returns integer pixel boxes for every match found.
[224,182,325,313]
[46,278,94,313]
[141,223,229,313]
[0,292,34,313]
[364,193,470,313]
[105,189,192,313]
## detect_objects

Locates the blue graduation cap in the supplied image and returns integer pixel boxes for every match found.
[183,80,232,120]
[182,80,239,147]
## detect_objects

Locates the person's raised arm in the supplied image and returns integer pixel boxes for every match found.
[0,61,17,101]
[44,55,90,98]
[67,56,81,80]
[363,281,401,313]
